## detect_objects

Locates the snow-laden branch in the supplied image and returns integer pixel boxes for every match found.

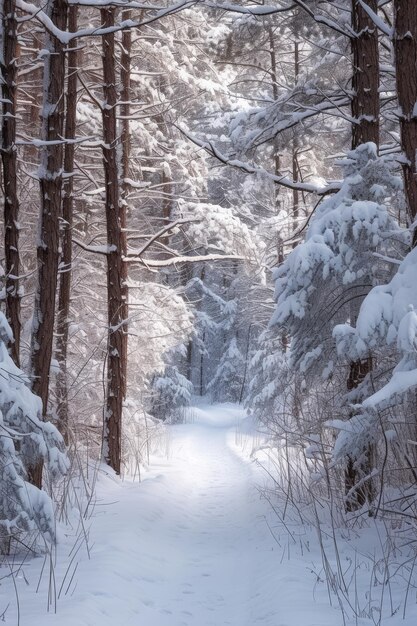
[372,252,402,265]
[237,96,351,151]
[125,253,246,267]
[16,0,197,43]
[74,219,247,268]
[73,238,117,255]
[291,0,353,38]
[177,125,340,196]
[16,0,354,44]
[204,0,350,38]
[70,0,293,8]
[69,0,184,4]
[75,219,195,257]
[357,0,392,37]
[127,218,196,257]
[16,136,96,148]
[203,1,296,15]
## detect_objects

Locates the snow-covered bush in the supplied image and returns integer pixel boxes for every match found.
[207,337,245,402]
[128,282,193,390]
[246,327,289,425]
[179,201,261,261]
[0,313,68,548]
[151,364,193,423]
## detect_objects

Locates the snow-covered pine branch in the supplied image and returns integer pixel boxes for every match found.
[271,143,406,376]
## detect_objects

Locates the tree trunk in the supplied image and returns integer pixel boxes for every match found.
[22,33,44,163]
[393,0,417,241]
[101,8,126,475]
[200,330,205,397]
[345,356,374,511]
[351,0,380,149]
[120,13,131,401]
[392,0,417,479]
[344,0,380,512]
[292,41,300,250]
[55,5,78,444]
[1,0,20,365]
[28,0,68,488]
[268,25,284,262]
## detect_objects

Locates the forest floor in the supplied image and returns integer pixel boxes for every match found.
[2,402,416,625]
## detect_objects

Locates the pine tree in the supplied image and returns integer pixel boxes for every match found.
[0,312,68,551]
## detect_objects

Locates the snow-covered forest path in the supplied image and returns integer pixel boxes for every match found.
[128,404,262,626]
[20,403,338,626]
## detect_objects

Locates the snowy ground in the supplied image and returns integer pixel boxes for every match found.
[2,402,417,625]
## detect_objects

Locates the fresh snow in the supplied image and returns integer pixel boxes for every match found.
[2,402,415,626]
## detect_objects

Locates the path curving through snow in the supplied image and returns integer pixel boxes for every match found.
[15,403,340,626]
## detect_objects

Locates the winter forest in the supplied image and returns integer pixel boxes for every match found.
[1,0,417,624]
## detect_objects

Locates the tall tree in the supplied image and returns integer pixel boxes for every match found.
[351,0,380,148]
[119,12,132,402]
[393,0,417,243]
[344,0,380,511]
[55,5,78,443]
[101,8,127,474]
[1,0,21,365]
[29,0,68,487]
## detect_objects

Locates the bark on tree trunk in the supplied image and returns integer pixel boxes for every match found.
[345,356,374,511]
[23,33,44,163]
[292,41,300,250]
[56,5,78,444]
[393,0,417,242]
[101,8,127,475]
[351,0,380,148]
[1,0,21,366]
[199,264,206,396]
[28,0,68,488]
[268,25,283,261]
[392,0,417,479]
[344,0,380,512]
[120,13,131,401]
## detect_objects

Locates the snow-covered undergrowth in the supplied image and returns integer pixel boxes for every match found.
[253,435,417,626]
[1,401,416,625]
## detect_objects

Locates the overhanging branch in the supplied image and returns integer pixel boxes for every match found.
[124,253,247,267]
[16,0,198,43]
[127,218,196,257]
[177,125,340,196]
